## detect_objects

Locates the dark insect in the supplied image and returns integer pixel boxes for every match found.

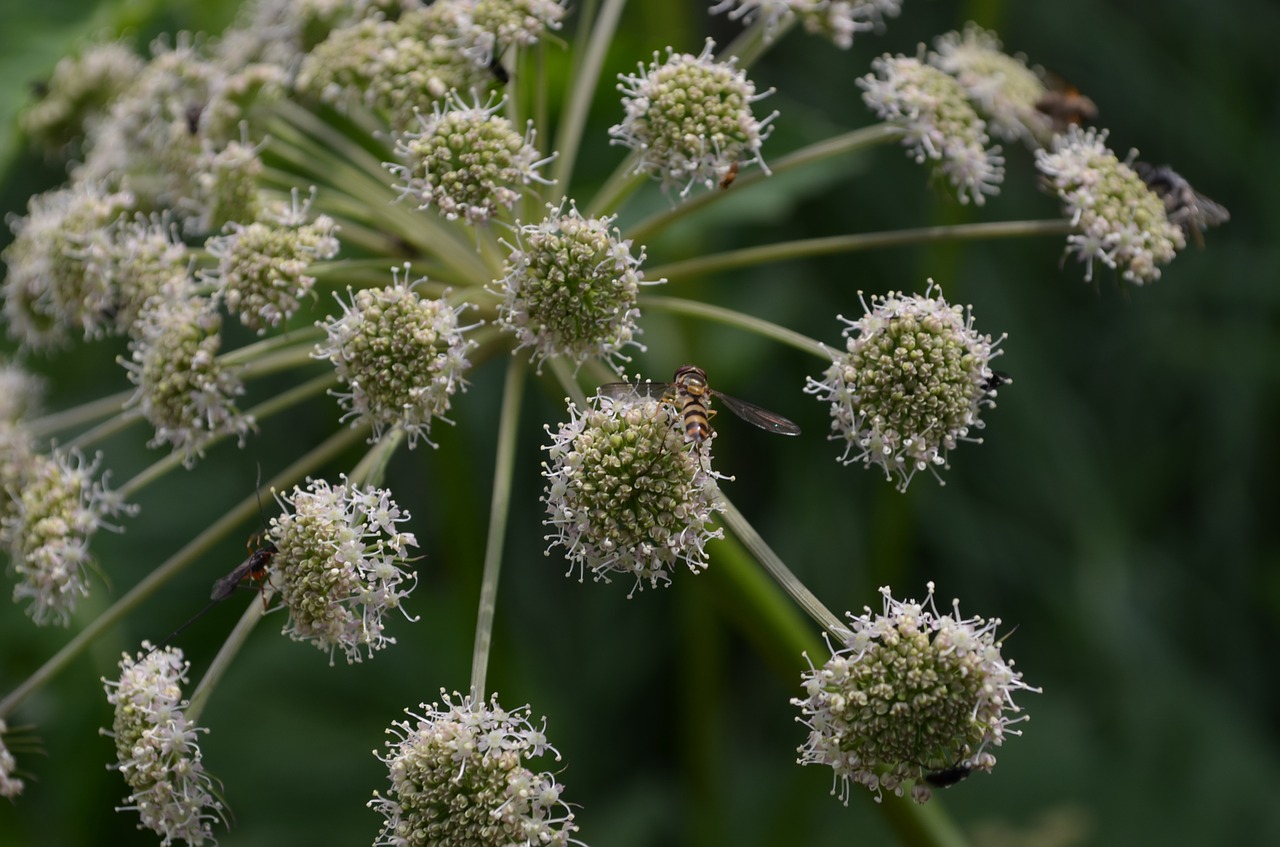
[719,161,740,190]
[923,763,972,789]
[982,370,1011,397]
[1132,161,1230,247]
[1035,73,1097,134]
[599,364,801,443]
[185,103,203,135]
[488,56,510,85]
[209,537,277,602]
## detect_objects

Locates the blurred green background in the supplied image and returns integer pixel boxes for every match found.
[0,0,1277,845]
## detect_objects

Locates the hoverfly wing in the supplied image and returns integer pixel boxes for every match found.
[710,391,801,436]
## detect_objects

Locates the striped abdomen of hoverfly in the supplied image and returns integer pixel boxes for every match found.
[673,364,713,443]
[596,365,801,444]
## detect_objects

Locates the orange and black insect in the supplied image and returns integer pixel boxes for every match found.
[1034,73,1097,134]
[599,364,801,443]
[719,161,740,190]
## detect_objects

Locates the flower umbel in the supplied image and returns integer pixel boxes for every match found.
[369,690,580,847]
[121,290,253,467]
[102,644,225,845]
[542,390,724,595]
[387,93,554,225]
[859,52,1005,204]
[806,282,1004,491]
[495,204,658,371]
[929,23,1052,144]
[0,719,25,799]
[268,477,419,664]
[2,447,134,626]
[205,188,340,333]
[793,583,1038,804]
[610,39,776,196]
[1036,127,1186,284]
[316,265,477,448]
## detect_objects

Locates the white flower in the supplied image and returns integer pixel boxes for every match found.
[929,23,1052,144]
[315,265,477,448]
[102,645,225,844]
[859,52,1005,204]
[793,583,1039,804]
[1036,127,1186,284]
[806,282,1004,491]
[268,477,419,664]
[370,690,580,847]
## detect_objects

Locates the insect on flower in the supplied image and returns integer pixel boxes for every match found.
[719,161,740,190]
[599,364,801,443]
[1132,161,1230,247]
[1034,73,1097,134]
[923,762,972,788]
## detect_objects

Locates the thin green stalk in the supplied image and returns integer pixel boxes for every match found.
[640,294,828,359]
[644,218,1075,282]
[547,355,590,408]
[717,493,847,639]
[116,373,339,500]
[626,123,902,244]
[25,390,135,440]
[0,424,368,719]
[235,340,325,380]
[470,358,526,698]
[349,426,404,488]
[63,409,141,453]
[187,587,271,723]
[718,11,791,69]
[550,0,628,200]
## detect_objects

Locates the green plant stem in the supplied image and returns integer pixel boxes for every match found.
[25,390,135,440]
[0,424,368,719]
[645,218,1075,282]
[719,11,790,69]
[62,408,141,453]
[548,355,590,408]
[116,373,338,500]
[717,494,847,639]
[626,123,902,244]
[349,426,405,488]
[550,0,627,200]
[469,358,526,699]
[235,339,325,380]
[640,294,828,359]
[187,588,271,724]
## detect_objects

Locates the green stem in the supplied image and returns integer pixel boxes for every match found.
[547,356,590,408]
[116,373,338,501]
[550,0,628,201]
[349,426,405,488]
[645,219,1075,282]
[25,390,135,440]
[640,294,828,359]
[187,588,271,724]
[235,340,325,380]
[718,11,791,69]
[626,123,901,244]
[0,424,368,719]
[63,408,141,453]
[469,358,526,698]
[717,494,847,639]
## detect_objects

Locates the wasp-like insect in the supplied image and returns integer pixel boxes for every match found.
[599,365,801,443]
[1132,161,1229,247]
[982,370,1011,398]
[719,161,740,190]
[488,56,510,85]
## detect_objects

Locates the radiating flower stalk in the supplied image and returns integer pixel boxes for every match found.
[0,1,1228,844]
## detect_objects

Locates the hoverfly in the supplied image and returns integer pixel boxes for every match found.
[598,365,801,443]
[1132,161,1229,247]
